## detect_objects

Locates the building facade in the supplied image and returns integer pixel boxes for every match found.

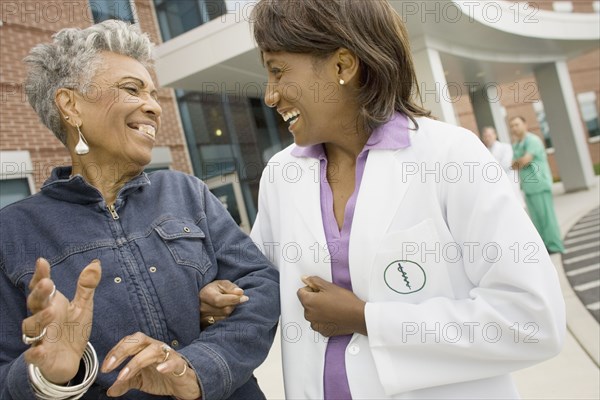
[0,0,194,205]
[1,0,599,229]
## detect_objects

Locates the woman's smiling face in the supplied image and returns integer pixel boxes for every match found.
[73,51,162,169]
[262,51,360,147]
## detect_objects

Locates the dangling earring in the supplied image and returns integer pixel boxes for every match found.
[339,79,345,86]
[75,124,89,155]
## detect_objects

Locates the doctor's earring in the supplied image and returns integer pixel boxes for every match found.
[74,124,90,155]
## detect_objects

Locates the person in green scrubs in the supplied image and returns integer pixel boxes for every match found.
[510,116,564,254]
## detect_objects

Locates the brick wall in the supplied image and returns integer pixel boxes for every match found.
[0,0,192,191]
[1,0,597,189]
[527,0,598,13]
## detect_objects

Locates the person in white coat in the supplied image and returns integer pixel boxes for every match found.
[481,126,525,208]
[200,0,565,398]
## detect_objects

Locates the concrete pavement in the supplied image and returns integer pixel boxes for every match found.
[254,177,600,399]
[513,177,600,399]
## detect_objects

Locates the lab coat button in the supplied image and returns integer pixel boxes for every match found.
[348,344,360,355]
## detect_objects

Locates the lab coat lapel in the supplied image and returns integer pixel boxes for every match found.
[289,158,328,250]
[349,146,419,300]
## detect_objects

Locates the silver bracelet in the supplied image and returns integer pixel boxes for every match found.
[28,342,99,400]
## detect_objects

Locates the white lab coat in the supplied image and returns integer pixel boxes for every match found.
[251,117,565,399]
[489,141,525,208]
[489,140,513,172]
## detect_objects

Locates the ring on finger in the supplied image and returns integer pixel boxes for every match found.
[161,343,172,363]
[206,316,215,325]
[172,362,187,377]
[22,327,47,345]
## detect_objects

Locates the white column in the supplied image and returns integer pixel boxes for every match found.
[470,85,511,143]
[412,47,458,126]
[534,61,595,192]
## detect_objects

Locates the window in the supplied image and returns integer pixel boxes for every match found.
[176,90,290,224]
[154,0,226,41]
[144,147,173,173]
[0,151,35,209]
[90,0,136,23]
[0,179,31,209]
[178,91,237,180]
[205,172,251,234]
[577,92,600,140]
[553,1,574,13]
[249,98,293,163]
[532,101,553,149]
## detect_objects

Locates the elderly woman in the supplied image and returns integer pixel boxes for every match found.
[203,0,566,399]
[0,20,279,399]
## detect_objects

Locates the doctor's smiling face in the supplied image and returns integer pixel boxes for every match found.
[253,0,430,149]
[263,50,362,147]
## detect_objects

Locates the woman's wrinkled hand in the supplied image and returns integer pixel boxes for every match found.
[22,258,102,384]
[199,280,248,329]
[102,332,201,399]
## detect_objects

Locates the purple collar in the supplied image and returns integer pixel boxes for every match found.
[291,112,411,159]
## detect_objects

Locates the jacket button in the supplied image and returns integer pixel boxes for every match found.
[348,344,360,355]
[114,277,122,284]
[149,266,157,273]
[171,340,179,348]
[183,227,191,233]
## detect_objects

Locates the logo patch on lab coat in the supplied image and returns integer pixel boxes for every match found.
[384,260,426,294]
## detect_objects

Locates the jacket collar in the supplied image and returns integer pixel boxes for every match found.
[41,166,151,204]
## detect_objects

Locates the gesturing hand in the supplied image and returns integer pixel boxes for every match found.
[102,332,201,399]
[22,258,102,384]
[199,280,248,329]
[297,276,367,337]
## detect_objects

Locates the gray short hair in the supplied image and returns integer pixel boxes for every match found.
[24,20,155,145]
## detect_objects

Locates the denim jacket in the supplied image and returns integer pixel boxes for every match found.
[0,167,280,400]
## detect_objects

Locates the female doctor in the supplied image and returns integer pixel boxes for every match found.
[201,0,565,398]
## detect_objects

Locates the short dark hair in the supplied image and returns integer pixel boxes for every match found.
[251,0,430,134]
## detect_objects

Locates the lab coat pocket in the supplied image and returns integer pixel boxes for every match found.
[369,219,453,303]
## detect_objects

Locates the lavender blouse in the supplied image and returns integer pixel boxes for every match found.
[291,113,410,399]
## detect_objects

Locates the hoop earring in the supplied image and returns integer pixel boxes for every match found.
[75,124,89,155]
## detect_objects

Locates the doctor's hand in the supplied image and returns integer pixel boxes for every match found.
[23,258,102,384]
[297,276,367,337]
[199,280,249,329]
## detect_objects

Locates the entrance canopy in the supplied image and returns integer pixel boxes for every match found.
[154,0,599,92]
